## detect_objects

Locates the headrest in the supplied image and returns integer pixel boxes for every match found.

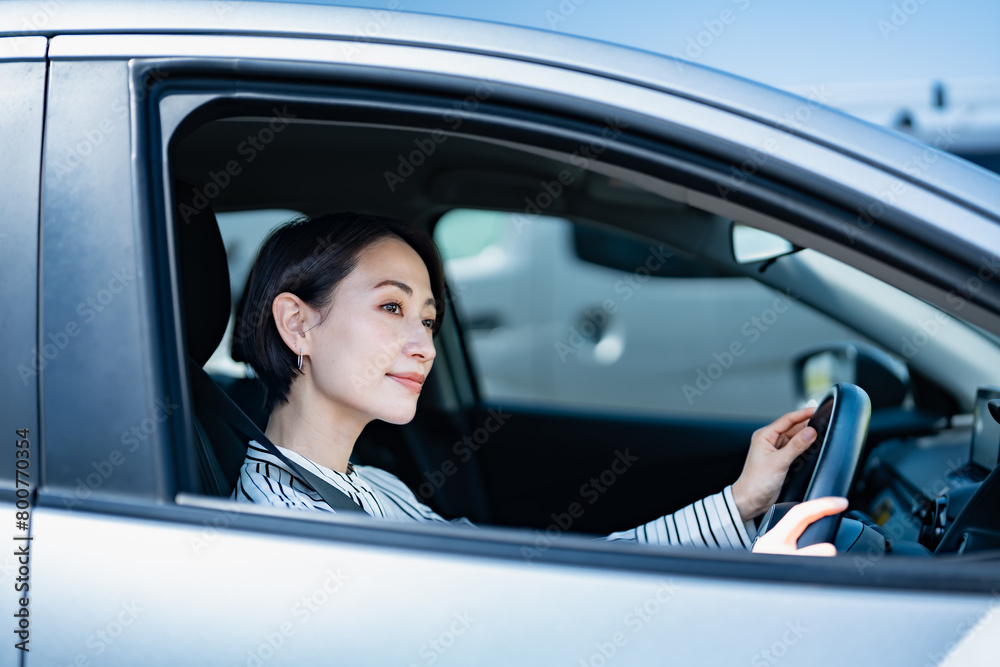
[174,181,232,366]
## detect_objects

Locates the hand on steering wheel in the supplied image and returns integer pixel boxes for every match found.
[736,384,871,550]
[731,406,818,522]
[751,497,849,556]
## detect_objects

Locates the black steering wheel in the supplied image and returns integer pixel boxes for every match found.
[771,383,871,547]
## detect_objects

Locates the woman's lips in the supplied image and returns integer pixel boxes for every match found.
[387,374,423,393]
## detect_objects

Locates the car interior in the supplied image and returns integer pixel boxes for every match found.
[166,91,1000,557]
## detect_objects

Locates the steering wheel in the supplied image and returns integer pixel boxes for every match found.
[768,383,871,547]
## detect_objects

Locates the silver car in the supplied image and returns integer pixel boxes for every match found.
[2,1,1000,665]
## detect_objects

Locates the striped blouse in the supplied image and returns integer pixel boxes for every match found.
[232,441,756,549]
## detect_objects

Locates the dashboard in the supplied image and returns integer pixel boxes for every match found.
[857,386,1000,555]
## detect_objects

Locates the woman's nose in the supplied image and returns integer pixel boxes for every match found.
[404,319,436,362]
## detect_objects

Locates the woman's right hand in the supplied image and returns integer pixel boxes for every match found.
[751,497,849,557]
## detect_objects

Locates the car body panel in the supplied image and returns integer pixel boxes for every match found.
[27,505,1000,666]
[40,57,174,501]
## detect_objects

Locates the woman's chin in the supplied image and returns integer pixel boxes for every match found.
[375,404,418,425]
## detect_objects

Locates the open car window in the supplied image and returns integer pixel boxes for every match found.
[435,209,890,419]
[163,82,998,536]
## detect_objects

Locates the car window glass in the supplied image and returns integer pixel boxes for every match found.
[436,208,887,418]
[435,209,506,260]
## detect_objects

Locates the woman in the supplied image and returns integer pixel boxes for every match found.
[231,212,846,556]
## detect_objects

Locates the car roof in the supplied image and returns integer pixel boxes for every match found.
[4,0,999,220]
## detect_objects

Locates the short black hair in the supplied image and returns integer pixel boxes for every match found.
[233,212,446,414]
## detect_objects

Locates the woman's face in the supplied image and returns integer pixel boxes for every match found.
[304,235,438,425]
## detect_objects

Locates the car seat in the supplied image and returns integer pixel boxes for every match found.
[174,182,255,496]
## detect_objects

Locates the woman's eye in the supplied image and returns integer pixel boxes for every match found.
[422,319,435,329]
[382,302,401,315]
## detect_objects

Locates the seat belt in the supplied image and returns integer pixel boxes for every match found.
[190,361,367,514]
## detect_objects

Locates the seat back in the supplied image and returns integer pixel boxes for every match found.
[174,182,251,496]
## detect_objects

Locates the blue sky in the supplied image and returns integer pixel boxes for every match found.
[265,0,999,90]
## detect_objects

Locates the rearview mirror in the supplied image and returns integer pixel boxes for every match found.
[732,224,795,264]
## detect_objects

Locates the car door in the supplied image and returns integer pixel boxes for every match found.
[0,34,46,667]
[21,7,1000,666]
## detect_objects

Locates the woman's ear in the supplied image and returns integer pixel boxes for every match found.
[271,292,318,357]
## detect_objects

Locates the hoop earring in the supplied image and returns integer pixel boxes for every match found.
[297,348,303,371]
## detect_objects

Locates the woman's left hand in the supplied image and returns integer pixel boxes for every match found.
[751,497,848,556]
[731,407,817,522]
